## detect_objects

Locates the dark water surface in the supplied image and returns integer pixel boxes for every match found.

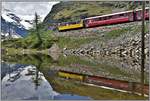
[1,53,149,100]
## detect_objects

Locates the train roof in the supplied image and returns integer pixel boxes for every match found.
[85,7,149,20]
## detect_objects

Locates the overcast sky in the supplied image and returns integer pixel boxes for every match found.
[2,2,59,21]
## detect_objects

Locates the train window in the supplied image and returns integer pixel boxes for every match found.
[97,18,99,20]
[123,13,127,16]
[112,15,117,18]
[108,16,112,19]
[120,14,124,16]
[88,20,93,23]
[103,17,107,20]
[99,17,102,20]
[115,14,120,18]
[94,18,97,21]
[146,9,149,13]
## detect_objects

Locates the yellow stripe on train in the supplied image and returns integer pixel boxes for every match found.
[58,71,84,81]
[58,20,84,31]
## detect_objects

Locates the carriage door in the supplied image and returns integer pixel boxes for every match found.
[136,11,142,20]
[129,12,133,21]
[133,11,137,21]
[145,9,149,19]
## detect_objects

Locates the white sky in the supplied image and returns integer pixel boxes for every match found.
[2,2,59,21]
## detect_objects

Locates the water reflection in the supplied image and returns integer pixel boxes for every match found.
[1,62,91,100]
[1,53,149,100]
[1,63,58,100]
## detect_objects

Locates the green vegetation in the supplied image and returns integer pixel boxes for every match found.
[2,47,50,55]
[102,21,149,40]
[2,30,56,49]
[56,36,99,49]
[105,26,133,39]
[2,54,54,68]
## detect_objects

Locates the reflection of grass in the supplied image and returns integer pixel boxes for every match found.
[2,52,149,83]
[57,55,96,66]
[55,55,144,82]
[3,48,49,55]
[45,76,148,100]
[2,54,54,68]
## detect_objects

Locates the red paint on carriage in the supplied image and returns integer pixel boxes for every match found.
[86,17,130,27]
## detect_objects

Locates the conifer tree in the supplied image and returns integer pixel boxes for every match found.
[34,12,42,44]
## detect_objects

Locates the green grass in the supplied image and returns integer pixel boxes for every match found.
[56,36,99,49]
[2,53,54,68]
[105,26,132,39]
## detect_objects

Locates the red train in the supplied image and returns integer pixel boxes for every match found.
[58,7,149,31]
[84,7,149,28]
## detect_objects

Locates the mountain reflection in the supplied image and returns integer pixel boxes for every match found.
[1,63,58,100]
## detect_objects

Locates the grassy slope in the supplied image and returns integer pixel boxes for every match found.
[56,36,99,49]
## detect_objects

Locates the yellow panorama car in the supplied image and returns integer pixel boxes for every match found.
[58,71,84,81]
[58,20,84,31]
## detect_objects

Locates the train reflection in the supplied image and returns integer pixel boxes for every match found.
[57,70,149,95]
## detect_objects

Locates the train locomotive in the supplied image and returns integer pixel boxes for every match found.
[57,7,149,31]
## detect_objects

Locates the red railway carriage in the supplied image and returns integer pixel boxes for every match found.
[135,7,149,20]
[84,7,149,28]
[84,10,134,28]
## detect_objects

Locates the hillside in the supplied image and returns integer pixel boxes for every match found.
[43,1,147,24]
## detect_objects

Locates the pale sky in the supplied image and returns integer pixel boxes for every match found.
[2,2,59,21]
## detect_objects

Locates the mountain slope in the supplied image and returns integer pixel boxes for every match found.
[1,9,33,38]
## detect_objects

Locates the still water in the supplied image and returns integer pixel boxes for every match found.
[1,53,149,100]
